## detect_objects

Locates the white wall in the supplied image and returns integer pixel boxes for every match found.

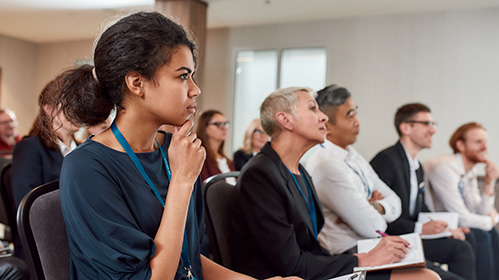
[203,8,499,167]
[34,40,94,102]
[0,36,93,136]
[0,35,37,135]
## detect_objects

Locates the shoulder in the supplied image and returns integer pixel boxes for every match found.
[424,154,458,175]
[16,136,43,148]
[240,150,282,184]
[63,140,114,171]
[13,136,47,157]
[234,150,248,157]
[372,144,397,160]
[371,144,403,167]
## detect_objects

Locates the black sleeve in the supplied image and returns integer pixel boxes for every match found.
[370,153,416,235]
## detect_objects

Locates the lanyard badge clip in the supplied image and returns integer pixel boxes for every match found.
[185,266,193,280]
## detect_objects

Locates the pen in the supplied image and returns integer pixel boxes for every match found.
[376,230,411,248]
[376,230,388,237]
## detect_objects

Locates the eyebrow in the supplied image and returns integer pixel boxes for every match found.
[346,106,358,116]
[175,66,193,73]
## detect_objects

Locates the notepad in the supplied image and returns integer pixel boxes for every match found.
[418,212,459,239]
[353,232,425,272]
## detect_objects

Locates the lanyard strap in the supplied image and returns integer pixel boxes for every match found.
[344,159,372,198]
[111,122,196,280]
[286,166,318,238]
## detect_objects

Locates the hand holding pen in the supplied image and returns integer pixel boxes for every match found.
[355,231,410,267]
[421,217,447,235]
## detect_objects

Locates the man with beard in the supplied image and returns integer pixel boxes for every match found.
[423,122,499,280]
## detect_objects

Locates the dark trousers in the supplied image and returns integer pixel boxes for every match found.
[467,228,499,280]
[423,237,476,280]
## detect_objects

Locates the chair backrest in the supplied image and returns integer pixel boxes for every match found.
[0,163,15,241]
[203,171,239,269]
[17,180,69,280]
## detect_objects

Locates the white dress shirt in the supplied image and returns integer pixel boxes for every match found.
[216,157,236,185]
[305,140,402,254]
[423,153,495,231]
[401,144,424,234]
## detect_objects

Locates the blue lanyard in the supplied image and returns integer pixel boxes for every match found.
[344,159,371,198]
[286,166,318,238]
[111,122,196,280]
[458,175,465,197]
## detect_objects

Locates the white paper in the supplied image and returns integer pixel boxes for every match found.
[353,232,425,271]
[418,212,459,239]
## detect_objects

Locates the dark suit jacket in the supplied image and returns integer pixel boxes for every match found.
[233,150,253,171]
[231,142,357,280]
[370,141,429,235]
[11,136,64,207]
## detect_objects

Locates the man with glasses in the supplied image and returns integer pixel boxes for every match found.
[0,108,21,158]
[370,103,476,280]
[423,122,499,280]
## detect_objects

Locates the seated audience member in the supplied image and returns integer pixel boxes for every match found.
[233,118,269,171]
[424,122,499,280]
[370,103,475,280]
[231,87,439,280]
[50,11,298,280]
[12,75,79,208]
[0,108,21,158]
[196,110,235,183]
[11,72,79,260]
[306,85,402,255]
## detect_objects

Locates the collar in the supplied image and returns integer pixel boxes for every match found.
[455,153,476,180]
[400,141,420,171]
[322,139,352,161]
[57,138,77,157]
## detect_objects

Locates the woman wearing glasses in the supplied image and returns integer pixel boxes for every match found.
[196,110,235,184]
[233,118,269,171]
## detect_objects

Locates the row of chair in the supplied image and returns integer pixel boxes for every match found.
[0,169,239,280]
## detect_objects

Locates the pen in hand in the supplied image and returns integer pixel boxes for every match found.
[376,230,388,237]
[376,230,411,248]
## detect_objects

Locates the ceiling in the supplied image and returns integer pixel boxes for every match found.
[1,0,499,43]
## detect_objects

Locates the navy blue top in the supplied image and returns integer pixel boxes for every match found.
[60,132,204,280]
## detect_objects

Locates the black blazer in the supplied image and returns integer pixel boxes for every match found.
[230,142,356,280]
[11,136,64,207]
[370,141,429,235]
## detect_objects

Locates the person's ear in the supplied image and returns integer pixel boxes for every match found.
[456,139,466,153]
[276,112,293,131]
[42,104,51,115]
[125,72,145,97]
[399,122,411,136]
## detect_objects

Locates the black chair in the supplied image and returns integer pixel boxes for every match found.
[17,180,69,280]
[0,164,15,243]
[203,171,239,269]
